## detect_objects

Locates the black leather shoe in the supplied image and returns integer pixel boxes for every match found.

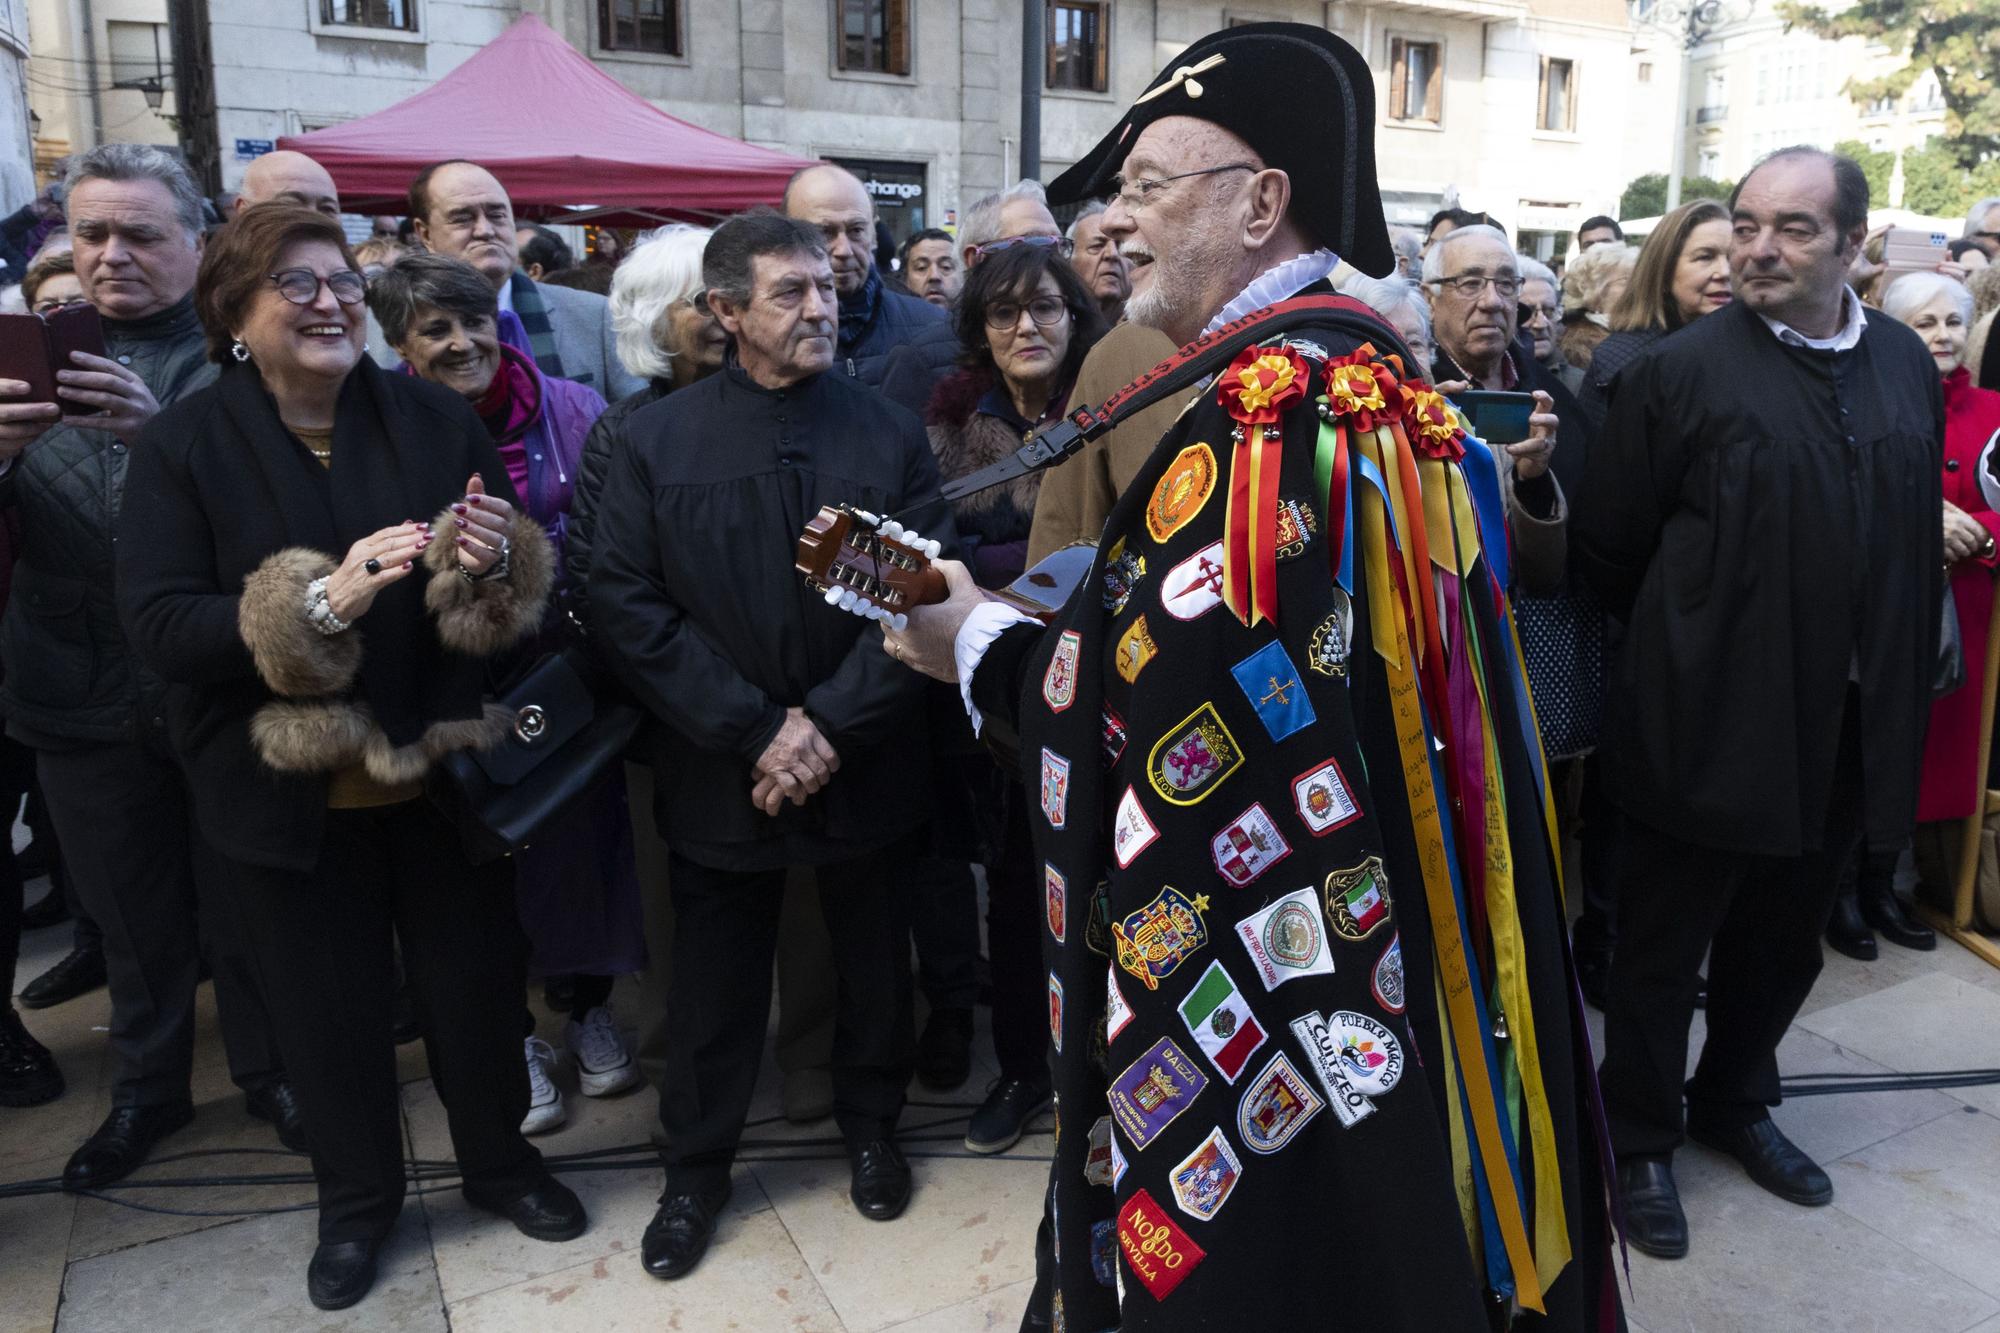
[1825,896,1878,961]
[18,944,106,1010]
[641,1181,732,1280]
[916,1006,974,1091]
[465,1175,587,1242]
[1689,1116,1832,1206]
[849,1138,912,1221]
[307,1238,379,1311]
[18,886,69,931]
[1616,1157,1689,1259]
[1859,886,1936,951]
[244,1080,308,1154]
[0,1007,64,1107]
[965,1078,1052,1154]
[63,1102,195,1190]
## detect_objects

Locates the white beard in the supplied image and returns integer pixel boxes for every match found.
[1124,207,1240,342]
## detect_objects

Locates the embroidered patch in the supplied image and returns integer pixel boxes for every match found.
[1113,885,1211,991]
[1106,965,1133,1042]
[1085,1115,1115,1187]
[1113,785,1160,869]
[1044,865,1067,944]
[1147,702,1244,806]
[1048,972,1064,1054]
[1086,880,1113,957]
[1110,1130,1129,1187]
[1210,802,1292,888]
[1170,1126,1243,1222]
[1118,1188,1207,1301]
[1274,497,1318,561]
[1290,1008,1403,1128]
[1176,960,1267,1083]
[1230,641,1317,742]
[1102,706,1128,766]
[1043,630,1080,713]
[1237,1051,1324,1154]
[1307,590,1355,677]
[1372,934,1405,1014]
[1102,539,1147,615]
[1323,856,1392,941]
[1234,886,1337,991]
[1146,443,1218,544]
[1091,1217,1118,1287]
[1107,1036,1208,1149]
[1291,757,1361,835]
[1040,748,1071,829]
[1115,615,1159,683]
[1160,539,1226,621]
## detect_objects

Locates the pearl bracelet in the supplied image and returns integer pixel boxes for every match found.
[302,575,350,636]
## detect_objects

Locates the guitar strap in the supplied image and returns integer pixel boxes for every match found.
[938,293,1404,503]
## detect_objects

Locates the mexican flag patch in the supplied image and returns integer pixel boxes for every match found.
[1176,960,1267,1083]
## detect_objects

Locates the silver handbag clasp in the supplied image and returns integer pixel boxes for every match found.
[514,705,547,744]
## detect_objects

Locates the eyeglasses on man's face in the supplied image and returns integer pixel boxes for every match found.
[984,295,1070,331]
[974,235,1075,261]
[1106,163,1256,212]
[1432,272,1522,300]
[268,268,368,306]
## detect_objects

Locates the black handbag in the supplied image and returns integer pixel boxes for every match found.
[1935,583,1966,698]
[428,646,643,864]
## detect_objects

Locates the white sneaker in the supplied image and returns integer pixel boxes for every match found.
[521,1036,567,1135]
[565,1005,641,1098]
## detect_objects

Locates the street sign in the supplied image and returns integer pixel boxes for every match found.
[234,139,275,161]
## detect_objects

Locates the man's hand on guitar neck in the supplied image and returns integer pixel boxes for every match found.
[750,706,841,816]
[882,558,989,683]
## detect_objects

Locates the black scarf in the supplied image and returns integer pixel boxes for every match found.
[213,357,496,747]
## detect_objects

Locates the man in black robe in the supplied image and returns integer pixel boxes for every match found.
[882,24,1616,1331]
[1577,146,1944,1259]
[590,212,956,1281]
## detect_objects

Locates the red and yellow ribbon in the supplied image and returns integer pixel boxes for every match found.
[1217,348,1307,627]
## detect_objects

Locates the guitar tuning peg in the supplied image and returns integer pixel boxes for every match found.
[823,585,843,607]
[852,508,881,527]
[889,613,908,632]
[881,520,906,539]
[921,538,941,559]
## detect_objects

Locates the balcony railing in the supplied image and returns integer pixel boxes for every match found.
[1696,104,1728,123]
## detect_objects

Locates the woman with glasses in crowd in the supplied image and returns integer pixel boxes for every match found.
[368,253,644,1137]
[117,204,583,1312]
[920,242,1106,1153]
[20,248,84,314]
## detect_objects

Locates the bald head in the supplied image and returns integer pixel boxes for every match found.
[783,164,876,296]
[237,151,340,219]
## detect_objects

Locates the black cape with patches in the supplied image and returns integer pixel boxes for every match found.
[973,301,1616,1331]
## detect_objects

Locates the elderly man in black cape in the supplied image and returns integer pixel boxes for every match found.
[875,23,1620,1333]
[1577,147,1944,1260]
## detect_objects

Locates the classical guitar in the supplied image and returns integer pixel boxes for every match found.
[795,505,1095,626]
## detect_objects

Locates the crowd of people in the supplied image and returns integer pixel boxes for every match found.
[1,17,1997,1324]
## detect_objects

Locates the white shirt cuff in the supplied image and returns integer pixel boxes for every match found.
[955,601,1041,737]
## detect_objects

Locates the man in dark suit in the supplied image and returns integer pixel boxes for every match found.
[408,159,641,399]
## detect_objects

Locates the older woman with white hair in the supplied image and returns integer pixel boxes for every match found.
[1827,271,2000,958]
[1337,270,1435,375]
[1558,242,1636,382]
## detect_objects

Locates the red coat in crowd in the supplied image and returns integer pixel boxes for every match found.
[1918,366,2000,822]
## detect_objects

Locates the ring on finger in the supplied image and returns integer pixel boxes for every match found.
[364,557,383,576]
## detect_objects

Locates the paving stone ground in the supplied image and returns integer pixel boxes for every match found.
[6,869,2000,1333]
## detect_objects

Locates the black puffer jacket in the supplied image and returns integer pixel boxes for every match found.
[836,268,946,388]
[0,296,215,745]
[564,377,670,631]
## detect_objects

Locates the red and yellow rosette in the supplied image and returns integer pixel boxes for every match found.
[1401,382,1468,463]
[1217,347,1307,626]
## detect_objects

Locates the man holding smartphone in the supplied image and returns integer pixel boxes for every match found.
[0,144,298,1188]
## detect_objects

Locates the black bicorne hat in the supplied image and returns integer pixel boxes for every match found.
[1047,22,1395,279]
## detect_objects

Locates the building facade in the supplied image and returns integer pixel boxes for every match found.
[1678,0,1946,194]
[24,0,1676,253]
[1,0,30,213]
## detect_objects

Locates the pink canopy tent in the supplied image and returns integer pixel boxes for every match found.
[277,15,819,226]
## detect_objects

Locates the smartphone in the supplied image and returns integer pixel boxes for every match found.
[1882,227,1948,285]
[1449,389,1538,445]
[0,305,109,418]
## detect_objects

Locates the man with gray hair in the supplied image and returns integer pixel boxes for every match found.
[0,143,295,1187]
[1965,196,2000,260]
[1066,200,1131,323]
[590,210,956,1282]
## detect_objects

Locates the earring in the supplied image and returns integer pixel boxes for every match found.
[230,339,250,363]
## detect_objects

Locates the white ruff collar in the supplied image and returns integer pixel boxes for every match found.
[1203,249,1344,336]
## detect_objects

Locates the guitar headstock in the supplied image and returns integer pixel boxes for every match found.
[796,505,947,630]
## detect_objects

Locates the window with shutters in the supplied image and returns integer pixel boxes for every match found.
[319,0,417,31]
[835,0,911,76]
[600,0,682,56]
[1047,2,1109,93]
[1387,38,1442,124]
[1537,57,1577,132]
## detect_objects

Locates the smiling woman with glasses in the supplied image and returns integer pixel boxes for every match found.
[118,204,585,1310]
